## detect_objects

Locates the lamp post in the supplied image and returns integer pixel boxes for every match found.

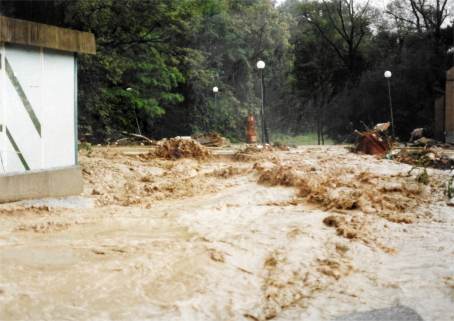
[257,60,269,144]
[209,86,219,132]
[384,71,395,138]
[126,87,142,135]
[213,86,219,110]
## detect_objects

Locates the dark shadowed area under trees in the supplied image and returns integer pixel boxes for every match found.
[0,0,453,143]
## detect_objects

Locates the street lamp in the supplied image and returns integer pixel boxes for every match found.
[257,60,269,144]
[384,71,395,139]
[126,87,142,135]
[213,86,219,109]
[208,86,219,132]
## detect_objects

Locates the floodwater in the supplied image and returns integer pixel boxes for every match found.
[0,146,453,321]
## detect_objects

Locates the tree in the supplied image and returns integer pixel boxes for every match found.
[300,0,376,80]
[64,0,193,141]
[285,0,376,142]
[386,0,449,39]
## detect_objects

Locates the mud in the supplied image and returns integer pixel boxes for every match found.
[0,146,453,321]
[233,144,276,161]
[255,160,431,214]
[252,148,446,250]
[154,137,212,160]
[80,148,224,207]
[192,132,230,147]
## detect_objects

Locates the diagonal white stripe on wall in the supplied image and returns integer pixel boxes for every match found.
[5,58,42,136]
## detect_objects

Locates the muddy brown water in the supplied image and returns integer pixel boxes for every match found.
[0,146,453,321]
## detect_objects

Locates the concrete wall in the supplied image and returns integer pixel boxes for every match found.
[446,67,454,143]
[0,166,83,203]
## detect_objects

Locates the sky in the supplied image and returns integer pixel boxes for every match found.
[274,0,454,21]
[275,0,391,10]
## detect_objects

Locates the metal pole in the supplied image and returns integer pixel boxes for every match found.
[263,71,269,144]
[387,78,395,138]
[212,92,217,132]
[260,70,265,144]
[260,70,270,144]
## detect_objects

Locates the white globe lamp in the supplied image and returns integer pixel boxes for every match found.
[256,60,265,69]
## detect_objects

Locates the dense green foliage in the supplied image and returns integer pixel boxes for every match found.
[0,0,452,143]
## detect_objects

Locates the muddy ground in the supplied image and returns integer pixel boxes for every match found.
[0,145,453,321]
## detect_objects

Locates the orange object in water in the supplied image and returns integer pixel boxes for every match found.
[355,132,390,155]
[246,113,257,143]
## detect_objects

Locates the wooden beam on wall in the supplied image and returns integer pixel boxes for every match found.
[0,16,95,54]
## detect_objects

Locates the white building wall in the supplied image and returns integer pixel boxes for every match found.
[42,49,76,168]
[0,43,76,174]
[0,44,7,172]
[4,45,43,171]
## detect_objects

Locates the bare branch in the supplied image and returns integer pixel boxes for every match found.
[300,16,348,64]
[385,10,418,27]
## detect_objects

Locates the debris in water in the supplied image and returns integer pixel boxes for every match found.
[353,131,390,155]
[409,128,425,142]
[80,148,218,207]
[208,249,226,263]
[257,164,298,186]
[447,176,454,199]
[416,168,430,185]
[154,137,212,160]
[115,132,156,146]
[233,144,274,161]
[352,122,391,156]
[272,142,290,151]
[378,212,415,224]
[412,137,438,147]
[448,198,454,207]
[394,147,454,170]
[192,132,230,147]
[207,166,249,178]
[373,122,391,132]
[255,163,426,214]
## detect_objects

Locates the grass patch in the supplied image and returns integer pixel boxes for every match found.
[271,133,335,146]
